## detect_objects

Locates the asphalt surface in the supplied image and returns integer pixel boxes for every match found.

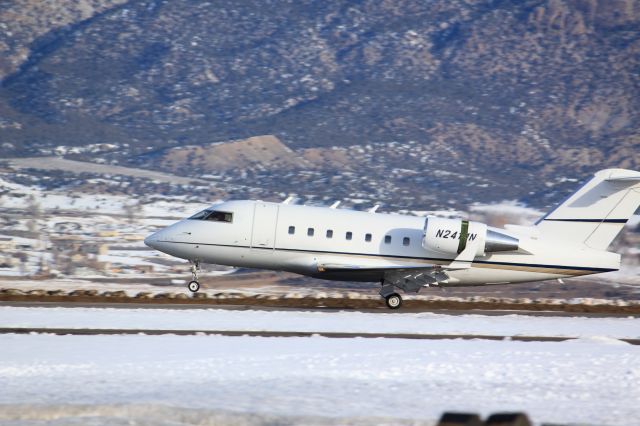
[3,301,637,344]
[1,300,637,317]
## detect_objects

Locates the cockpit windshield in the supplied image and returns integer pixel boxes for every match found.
[188,209,233,223]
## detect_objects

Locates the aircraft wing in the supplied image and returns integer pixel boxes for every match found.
[382,267,451,292]
[316,260,466,292]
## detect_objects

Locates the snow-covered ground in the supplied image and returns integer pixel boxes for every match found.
[1,307,640,425]
[1,334,638,425]
[0,176,211,218]
[2,306,640,339]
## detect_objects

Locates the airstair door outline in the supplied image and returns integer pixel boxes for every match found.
[251,202,279,249]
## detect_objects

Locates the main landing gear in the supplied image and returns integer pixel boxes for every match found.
[188,260,200,292]
[379,281,402,310]
[385,293,402,309]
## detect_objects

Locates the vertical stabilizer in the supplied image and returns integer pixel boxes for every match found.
[535,169,640,250]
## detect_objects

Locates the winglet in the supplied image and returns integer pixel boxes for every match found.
[368,205,380,213]
[282,196,294,204]
[330,201,341,209]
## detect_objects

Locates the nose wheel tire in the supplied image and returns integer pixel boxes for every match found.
[188,260,201,292]
[188,280,200,292]
[385,293,402,309]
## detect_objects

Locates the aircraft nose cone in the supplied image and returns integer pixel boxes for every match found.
[144,232,159,249]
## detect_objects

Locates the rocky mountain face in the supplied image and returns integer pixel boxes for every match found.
[1,0,639,208]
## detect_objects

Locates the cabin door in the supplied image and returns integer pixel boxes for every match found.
[251,202,279,249]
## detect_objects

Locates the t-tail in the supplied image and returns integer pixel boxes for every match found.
[535,169,640,250]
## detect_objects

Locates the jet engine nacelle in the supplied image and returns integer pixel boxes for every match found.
[422,216,519,257]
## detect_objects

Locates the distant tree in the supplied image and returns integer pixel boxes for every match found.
[37,253,50,274]
[123,201,140,224]
[27,194,42,219]
[52,242,62,269]
[26,219,38,234]
[26,194,43,240]
[16,252,28,276]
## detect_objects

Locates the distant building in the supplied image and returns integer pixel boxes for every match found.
[0,237,15,251]
[51,236,84,253]
[98,231,119,237]
[0,255,17,268]
[135,265,154,273]
[90,260,111,272]
[53,222,82,233]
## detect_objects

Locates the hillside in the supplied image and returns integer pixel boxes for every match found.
[159,135,309,173]
[1,0,639,208]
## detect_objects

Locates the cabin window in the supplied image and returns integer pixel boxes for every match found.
[307,228,315,237]
[326,229,333,238]
[365,233,372,242]
[346,231,352,240]
[384,235,392,244]
[189,209,232,223]
[403,237,410,246]
[288,226,295,235]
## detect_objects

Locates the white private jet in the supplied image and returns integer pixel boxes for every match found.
[145,168,640,309]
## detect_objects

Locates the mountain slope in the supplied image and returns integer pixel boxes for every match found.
[1,0,638,207]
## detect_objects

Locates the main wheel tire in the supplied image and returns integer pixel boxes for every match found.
[188,280,200,292]
[385,293,402,309]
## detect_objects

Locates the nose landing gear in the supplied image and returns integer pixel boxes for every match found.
[188,260,200,292]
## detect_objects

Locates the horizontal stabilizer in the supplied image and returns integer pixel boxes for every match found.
[536,168,640,250]
[603,169,640,181]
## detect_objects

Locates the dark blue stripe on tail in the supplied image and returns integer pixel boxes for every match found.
[543,218,628,223]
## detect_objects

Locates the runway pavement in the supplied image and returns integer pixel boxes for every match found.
[1,300,637,317]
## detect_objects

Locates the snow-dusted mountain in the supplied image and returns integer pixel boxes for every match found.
[0,0,639,208]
